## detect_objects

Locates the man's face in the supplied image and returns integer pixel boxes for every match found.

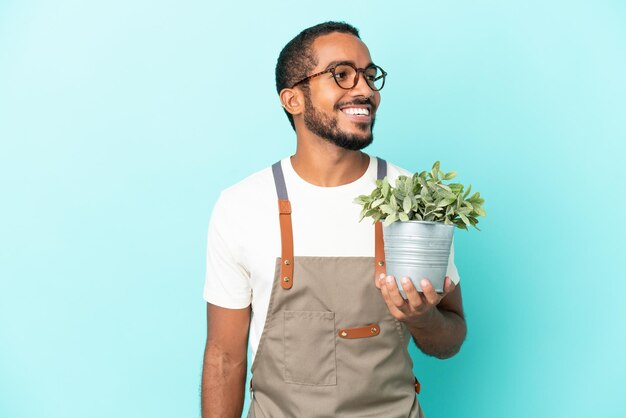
[300,32,381,151]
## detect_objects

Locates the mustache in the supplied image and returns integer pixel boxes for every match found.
[334,98,375,110]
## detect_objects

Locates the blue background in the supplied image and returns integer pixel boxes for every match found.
[1,1,625,417]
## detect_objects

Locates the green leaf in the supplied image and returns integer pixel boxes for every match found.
[382,179,390,197]
[449,183,464,195]
[399,212,409,222]
[365,209,378,217]
[459,212,471,226]
[403,196,412,213]
[440,192,454,201]
[380,204,396,215]
[437,197,457,207]
[425,206,443,216]
[353,195,367,205]
[463,184,472,199]
[383,213,398,226]
[468,192,481,202]
[412,172,421,188]
[404,177,413,195]
[443,171,457,180]
[390,194,398,209]
[358,208,367,222]
[431,161,440,178]
[474,205,487,217]
[371,198,385,208]
[395,178,404,192]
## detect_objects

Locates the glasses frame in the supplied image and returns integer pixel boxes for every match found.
[291,62,387,91]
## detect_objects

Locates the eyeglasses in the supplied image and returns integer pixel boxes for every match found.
[291,62,387,91]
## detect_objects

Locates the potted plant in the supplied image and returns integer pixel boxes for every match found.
[354,161,486,294]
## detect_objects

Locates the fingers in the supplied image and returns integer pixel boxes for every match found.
[377,274,450,323]
[401,277,425,310]
[384,276,409,309]
[443,276,456,295]
[419,279,441,305]
[375,273,384,289]
[379,276,407,319]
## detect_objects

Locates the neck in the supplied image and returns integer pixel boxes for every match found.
[290,133,370,187]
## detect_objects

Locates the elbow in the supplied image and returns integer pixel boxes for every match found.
[438,317,467,359]
[427,315,467,360]
[433,342,464,359]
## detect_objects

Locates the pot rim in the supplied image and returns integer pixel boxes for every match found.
[382,220,454,228]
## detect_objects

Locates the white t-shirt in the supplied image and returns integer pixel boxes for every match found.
[203,155,460,361]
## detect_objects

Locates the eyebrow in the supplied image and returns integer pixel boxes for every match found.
[323,60,376,70]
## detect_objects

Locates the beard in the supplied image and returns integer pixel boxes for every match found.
[302,92,375,151]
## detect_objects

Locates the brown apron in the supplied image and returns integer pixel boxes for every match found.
[248,158,423,418]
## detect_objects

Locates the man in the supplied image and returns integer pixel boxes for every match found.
[201,22,466,418]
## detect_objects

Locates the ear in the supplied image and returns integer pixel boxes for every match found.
[279,88,304,116]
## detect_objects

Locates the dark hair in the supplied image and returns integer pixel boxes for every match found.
[275,21,360,130]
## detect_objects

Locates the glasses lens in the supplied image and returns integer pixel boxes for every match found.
[333,64,357,89]
[365,65,385,91]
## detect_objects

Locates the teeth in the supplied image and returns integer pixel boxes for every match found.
[343,107,370,116]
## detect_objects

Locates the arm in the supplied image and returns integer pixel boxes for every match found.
[201,302,251,418]
[377,275,467,359]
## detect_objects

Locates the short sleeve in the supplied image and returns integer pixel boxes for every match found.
[446,240,461,285]
[203,192,252,308]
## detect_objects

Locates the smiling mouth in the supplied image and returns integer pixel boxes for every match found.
[341,107,370,116]
[340,106,373,123]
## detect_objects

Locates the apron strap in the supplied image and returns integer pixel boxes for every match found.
[271,157,388,290]
[374,158,387,279]
[271,161,289,200]
[377,157,387,180]
[272,161,294,289]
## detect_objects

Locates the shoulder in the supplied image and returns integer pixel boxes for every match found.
[208,162,280,252]
[217,163,276,207]
[209,163,279,236]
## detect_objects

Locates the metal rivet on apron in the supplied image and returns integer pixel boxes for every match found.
[284,259,290,265]
[341,331,348,337]
[378,260,385,266]
[283,277,290,282]
[371,327,378,333]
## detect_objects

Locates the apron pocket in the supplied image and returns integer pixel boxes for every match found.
[283,310,337,386]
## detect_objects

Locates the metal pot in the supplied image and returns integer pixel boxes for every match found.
[382,220,454,295]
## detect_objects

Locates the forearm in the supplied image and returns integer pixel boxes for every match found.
[408,308,467,359]
[201,344,247,418]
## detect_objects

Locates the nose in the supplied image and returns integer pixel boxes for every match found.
[351,70,374,97]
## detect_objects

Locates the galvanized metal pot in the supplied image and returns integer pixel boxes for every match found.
[382,220,455,295]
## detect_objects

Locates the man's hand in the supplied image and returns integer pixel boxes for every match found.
[376,273,455,327]
[375,273,466,358]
